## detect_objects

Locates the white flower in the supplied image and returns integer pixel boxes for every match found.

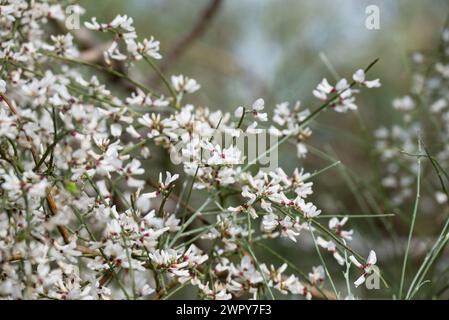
[136,192,157,212]
[435,191,448,204]
[313,78,358,112]
[165,214,181,232]
[313,78,334,100]
[138,37,162,60]
[0,79,6,93]
[51,240,82,263]
[353,69,381,88]
[349,250,377,287]
[430,99,448,113]
[308,265,325,284]
[436,62,449,78]
[123,159,145,188]
[109,14,135,32]
[297,142,308,158]
[205,144,242,166]
[171,75,200,93]
[0,109,18,139]
[393,96,415,111]
[246,121,263,134]
[250,98,268,122]
[252,98,264,111]
[292,168,314,198]
[0,5,15,18]
[84,17,101,30]
[329,217,353,241]
[297,198,321,218]
[316,236,345,266]
[159,171,179,189]
[279,216,300,242]
[228,204,258,219]
[44,33,78,57]
[262,213,279,233]
[104,41,127,65]
[137,283,155,297]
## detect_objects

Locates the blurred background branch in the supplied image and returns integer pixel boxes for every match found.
[149,0,223,86]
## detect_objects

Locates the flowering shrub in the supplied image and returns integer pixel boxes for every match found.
[372,25,449,299]
[0,1,448,301]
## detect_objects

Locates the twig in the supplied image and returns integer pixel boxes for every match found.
[149,0,223,84]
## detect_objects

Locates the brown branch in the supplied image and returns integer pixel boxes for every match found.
[306,285,337,300]
[2,254,23,263]
[153,280,178,299]
[149,0,223,85]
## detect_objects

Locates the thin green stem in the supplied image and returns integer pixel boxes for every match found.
[309,223,339,299]
[142,54,177,101]
[399,139,422,299]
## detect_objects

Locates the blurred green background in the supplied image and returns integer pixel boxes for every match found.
[78,0,449,298]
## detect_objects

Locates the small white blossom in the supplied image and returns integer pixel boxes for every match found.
[353,69,381,88]
[0,79,6,93]
[171,75,200,93]
[349,250,377,287]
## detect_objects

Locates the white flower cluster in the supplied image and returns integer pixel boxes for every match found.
[375,26,449,207]
[85,15,162,63]
[312,69,380,113]
[0,1,381,300]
